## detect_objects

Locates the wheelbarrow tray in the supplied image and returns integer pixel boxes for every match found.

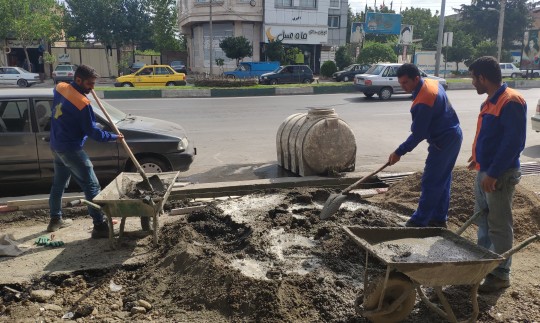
[344,226,504,286]
[92,171,179,217]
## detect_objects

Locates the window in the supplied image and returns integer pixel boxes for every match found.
[34,100,52,132]
[0,100,30,133]
[299,0,316,8]
[155,67,173,75]
[330,0,340,8]
[328,16,340,28]
[276,0,292,7]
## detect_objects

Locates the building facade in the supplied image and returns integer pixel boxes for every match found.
[177,0,348,74]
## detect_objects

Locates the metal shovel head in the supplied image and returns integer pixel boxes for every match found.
[320,193,348,220]
[135,174,166,193]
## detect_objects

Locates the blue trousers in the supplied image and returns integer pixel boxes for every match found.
[49,150,104,226]
[474,169,521,280]
[409,128,462,226]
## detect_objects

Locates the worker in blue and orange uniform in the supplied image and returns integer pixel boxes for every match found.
[47,64,123,239]
[467,56,526,293]
[387,63,463,227]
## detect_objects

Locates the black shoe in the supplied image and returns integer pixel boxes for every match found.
[428,221,447,228]
[47,217,73,232]
[91,221,110,239]
[478,274,510,293]
[399,219,424,227]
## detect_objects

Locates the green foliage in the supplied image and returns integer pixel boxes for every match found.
[443,31,474,71]
[335,45,353,70]
[135,49,160,55]
[285,47,302,64]
[43,52,56,65]
[320,61,337,77]
[474,41,498,59]
[219,36,253,66]
[400,7,439,50]
[264,40,285,63]
[147,0,181,51]
[357,41,397,65]
[193,78,258,87]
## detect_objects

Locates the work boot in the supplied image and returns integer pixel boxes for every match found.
[428,221,448,228]
[91,221,110,239]
[478,274,510,293]
[47,217,73,232]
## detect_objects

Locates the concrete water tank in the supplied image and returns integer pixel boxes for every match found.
[276,108,356,176]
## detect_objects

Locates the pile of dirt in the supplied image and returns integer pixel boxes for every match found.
[371,166,540,240]
[1,171,540,322]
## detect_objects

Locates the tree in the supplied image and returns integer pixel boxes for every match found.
[473,41,498,60]
[401,7,439,50]
[320,61,337,77]
[264,40,285,63]
[3,0,63,72]
[219,36,253,66]
[335,45,353,70]
[147,0,181,51]
[443,31,474,72]
[357,41,397,64]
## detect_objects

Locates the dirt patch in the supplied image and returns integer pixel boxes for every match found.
[1,169,540,322]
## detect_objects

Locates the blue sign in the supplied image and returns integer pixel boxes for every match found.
[365,12,402,35]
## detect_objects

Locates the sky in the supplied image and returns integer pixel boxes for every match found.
[348,0,471,16]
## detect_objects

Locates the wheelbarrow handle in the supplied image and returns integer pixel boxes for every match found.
[501,233,540,259]
[455,210,485,236]
[69,199,102,211]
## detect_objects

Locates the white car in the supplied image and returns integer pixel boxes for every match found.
[353,63,448,100]
[498,62,522,78]
[0,66,40,87]
[532,99,540,132]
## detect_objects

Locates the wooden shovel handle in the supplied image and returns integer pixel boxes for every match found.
[342,162,390,194]
[90,90,151,185]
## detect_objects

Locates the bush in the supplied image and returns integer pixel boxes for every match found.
[320,61,337,77]
[192,76,258,87]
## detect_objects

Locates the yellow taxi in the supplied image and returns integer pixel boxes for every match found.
[115,65,186,87]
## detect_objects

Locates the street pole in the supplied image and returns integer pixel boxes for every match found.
[435,0,446,77]
[496,0,506,62]
[209,0,213,75]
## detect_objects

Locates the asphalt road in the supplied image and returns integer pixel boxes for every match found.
[106,88,540,182]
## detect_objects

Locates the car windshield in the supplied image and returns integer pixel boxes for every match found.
[274,66,284,73]
[89,98,127,124]
[55,65,74,71]
[365,65,387,75]
[344,65,355,71]
[171,61,184,66]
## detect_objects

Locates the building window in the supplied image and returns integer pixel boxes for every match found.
[276,0,293,7]
[328,15,340,28]
[330,0,340,8]
[299,0,316,8]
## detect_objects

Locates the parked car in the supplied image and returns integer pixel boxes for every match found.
[115,65,187,87]
[52,64,78,84]
[353,63,448,100]
[532,99,540,132]
[333,64,371,82]
[498,62,522,78]
[170,60,188,74]
[0,66,40,88]
[259,65,314,85]
[129,62,146,74]
[224,61,280,79]
[0,88,196,192]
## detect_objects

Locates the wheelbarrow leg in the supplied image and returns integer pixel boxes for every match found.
[469,283,480,323]
[119,217,127,239]
[434,286,458,322]
[107,215,115,249]
[153,211,159,246]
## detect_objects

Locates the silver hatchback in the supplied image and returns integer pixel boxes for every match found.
[52,64,78,84]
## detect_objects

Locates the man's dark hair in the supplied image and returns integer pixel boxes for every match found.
[74,64,99,80]
[396,63,420,79]
[468,56,502,84]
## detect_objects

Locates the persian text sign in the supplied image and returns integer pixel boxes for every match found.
[264,25,328,44]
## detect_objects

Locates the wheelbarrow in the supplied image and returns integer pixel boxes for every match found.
[343,214,540,323]
[72,171,180,249]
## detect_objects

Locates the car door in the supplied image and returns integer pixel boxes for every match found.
[34,99,120,182]
[0,99,40,182]
[280,66,294,83]
[155,66,174,85]
[135,67,154,86]
[383,66,402,93]
[0,68,6,84]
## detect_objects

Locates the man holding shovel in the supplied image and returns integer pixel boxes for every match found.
[47,64,123,239]
[467,56,526,293]
[388,63,462,227]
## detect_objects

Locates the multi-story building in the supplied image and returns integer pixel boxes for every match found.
[177,0,348,74]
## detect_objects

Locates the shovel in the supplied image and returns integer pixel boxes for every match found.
[320,162,390,220]
[90,90,165,192]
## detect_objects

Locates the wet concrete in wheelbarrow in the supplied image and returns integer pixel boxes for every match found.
[1,167,540,322]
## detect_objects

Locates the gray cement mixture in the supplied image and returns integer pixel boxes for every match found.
[1,167,540,322]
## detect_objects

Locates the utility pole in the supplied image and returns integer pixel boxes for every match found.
[209,0,213,75]
[496,0,506,62]
[435,0,446,77]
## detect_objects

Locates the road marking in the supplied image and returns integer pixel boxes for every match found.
[374,113,410,116]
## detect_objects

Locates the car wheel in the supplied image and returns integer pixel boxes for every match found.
[166,81,176,86]
[302,78,311,84]
[17,79,28,88]
[378,87,393,100]
[343,76,350,82]
[131,157,171,173]
[511,73,519,79]
[364,93,374,98]
[270,79,278,85]
[122,82,134,87]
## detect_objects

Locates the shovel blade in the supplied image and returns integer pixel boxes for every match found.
[135,175,166,193]
[320,193,348,220]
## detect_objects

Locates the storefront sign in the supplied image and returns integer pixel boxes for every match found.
[6,39,41,48]
[264,25,328,44]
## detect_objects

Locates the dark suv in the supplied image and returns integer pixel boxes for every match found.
[259,65,314,85]
[170,61,188,74]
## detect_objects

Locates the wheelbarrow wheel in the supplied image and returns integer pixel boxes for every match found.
[141,216,152,231]
[363,272,416,323]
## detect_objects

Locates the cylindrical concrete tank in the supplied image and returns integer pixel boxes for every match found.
[276,108,356,176]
